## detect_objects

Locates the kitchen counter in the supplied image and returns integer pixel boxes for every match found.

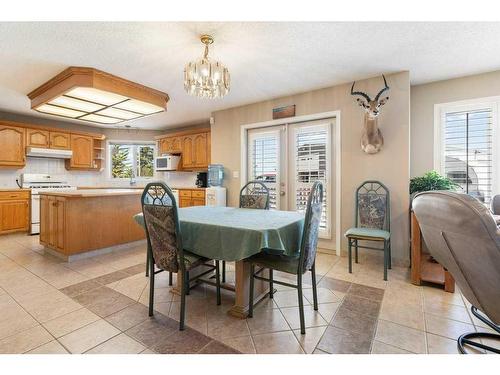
[39,188,145,260]
[0,188,30,192]
[40,188,143,198]
[77,186,207,191]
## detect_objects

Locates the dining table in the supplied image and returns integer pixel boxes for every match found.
[134,205,305,318]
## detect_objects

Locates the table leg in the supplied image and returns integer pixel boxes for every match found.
[228,260,270,319]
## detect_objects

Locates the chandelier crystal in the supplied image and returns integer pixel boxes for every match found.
[184,35,230,99]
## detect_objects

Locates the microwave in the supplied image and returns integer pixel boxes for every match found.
[155,154,181,171]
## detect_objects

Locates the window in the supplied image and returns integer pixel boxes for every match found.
[109,142,155,179]
[436,99,499,204]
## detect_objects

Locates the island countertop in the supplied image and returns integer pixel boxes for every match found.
[39,188,143,198]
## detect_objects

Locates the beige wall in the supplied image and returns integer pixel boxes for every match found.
[211,71,410,263]
[411,70,500,177]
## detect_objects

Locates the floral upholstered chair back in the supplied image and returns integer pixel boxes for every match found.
[239,181,270,210]
[356,181,390,231]
[299,181,324,273]
[141,183,182,273]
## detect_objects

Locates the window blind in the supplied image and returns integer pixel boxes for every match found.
[443,108,493,203]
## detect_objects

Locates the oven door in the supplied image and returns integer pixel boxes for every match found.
[31,194,40,234]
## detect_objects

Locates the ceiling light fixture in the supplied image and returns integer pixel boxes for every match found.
[184,35,230,99]
[28,67,169,125]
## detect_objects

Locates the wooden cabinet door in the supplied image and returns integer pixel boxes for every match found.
[191,198,205,206]
[47,196,57,248]
[193,133,208,168]
[182,136,194,168]
[69,134,93,168]
[40,195,49,244]
[55,198,65,250]
[159,138,172,155]
[26,128,50,148]
[0,200,29,233]
[0,125,25,167]
[50,132,71,150]
[179,197,192,208]
[171,137,182,152]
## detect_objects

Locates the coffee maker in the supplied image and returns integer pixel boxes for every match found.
[195,172,208,188]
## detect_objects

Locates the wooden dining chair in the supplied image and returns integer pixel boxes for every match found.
[141,182,222,330]
[221,181,271,282]
[246,181,323,334]
[344,180,391,280]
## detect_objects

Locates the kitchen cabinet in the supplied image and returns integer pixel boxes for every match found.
[49,132,71,150]
[156,128,211,171]
[26,128,50,148]
[0,190,30,235]
[178,189,206,208]
[67,134,93,169]
[0,124,26,168]
[40,195,65,250]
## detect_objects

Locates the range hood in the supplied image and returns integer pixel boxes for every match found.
[26,147,73,159]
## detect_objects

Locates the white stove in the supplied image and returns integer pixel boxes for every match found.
[20,174,77,234]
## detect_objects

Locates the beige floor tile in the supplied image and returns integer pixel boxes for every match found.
[426,333,464,354]
[371,340,412,354]
[302,287,342,305]
[252,331,304,354]
[42,308,100,338]
[293,325,327,353]
[17,289,82,323]
[65,258,118,278]
[108,273,149,301]
[375,320,426,354]
[423,286,464,306]
[207,313,250,340]
[27,340,69,354]
[0,325,53,354]
[85,333,146,354]
[220,335,256,354]
[140,348,157,354]
[280,305,328,330]
[246,308,290,335]
[0,295,39,340]
[424,301,471,324]
[424,314,475,341]
[379,299,425,330]
[272,289,310,308]
[317,302,342,323]
[58,319,120,353]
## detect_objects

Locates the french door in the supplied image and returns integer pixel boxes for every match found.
[247,119,333,238]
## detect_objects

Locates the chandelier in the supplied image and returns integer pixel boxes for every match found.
[184,35,230,99]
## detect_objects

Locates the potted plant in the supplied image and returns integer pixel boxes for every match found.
[410,170,458,199]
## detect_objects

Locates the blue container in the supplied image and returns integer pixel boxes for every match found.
[208,164,224,187]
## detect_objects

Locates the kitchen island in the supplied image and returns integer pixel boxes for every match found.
[39,189,145,260]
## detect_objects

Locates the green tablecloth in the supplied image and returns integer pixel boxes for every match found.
[133,206,304,261]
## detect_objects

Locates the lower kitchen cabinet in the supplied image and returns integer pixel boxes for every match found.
[40,195,65,250]
[178,189,206,208]
[0,191,30,234]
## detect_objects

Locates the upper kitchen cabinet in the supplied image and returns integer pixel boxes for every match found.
[26,128,50,148]
[49,132,71,150]
[66,134,94,169]
[0,124,26,168]
[156,128,211,171]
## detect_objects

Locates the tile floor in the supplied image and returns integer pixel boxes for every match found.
[0,232,497,354]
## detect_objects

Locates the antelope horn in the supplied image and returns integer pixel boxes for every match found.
[351,81,371,102]
[374,74,390,101]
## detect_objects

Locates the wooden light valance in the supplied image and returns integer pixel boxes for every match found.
[28,67,169,125]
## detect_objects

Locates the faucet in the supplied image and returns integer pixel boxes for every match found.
[130,171,137,186]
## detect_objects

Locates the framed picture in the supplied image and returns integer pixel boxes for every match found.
[272,105,295,119]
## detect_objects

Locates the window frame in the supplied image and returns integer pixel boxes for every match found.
[107,140,156,180]
[434,97,500,202]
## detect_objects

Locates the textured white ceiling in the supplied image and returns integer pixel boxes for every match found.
[0,22,500,130]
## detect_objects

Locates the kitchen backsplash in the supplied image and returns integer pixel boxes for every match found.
[0,157,198,188]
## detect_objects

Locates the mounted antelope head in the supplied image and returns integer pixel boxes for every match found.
[351,75,390,154]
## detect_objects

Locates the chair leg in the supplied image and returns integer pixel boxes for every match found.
[388,241,392,269]
[179,271,187,331]
[222,261,226,283]
[383,240,388,281]
[148,255,155,317]
[297,273,306,334]
[311,262,318,311]
[145,243,151,277]
[354,239,359,264]
[269,269,274,299]
[168,271,173,286]
[457,306,500,354]
[215,261,221,306]
[348,238,353,273]
[185,271,190,295]
[248,265,255,318]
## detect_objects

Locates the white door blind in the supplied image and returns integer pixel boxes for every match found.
[293,125,329,234]
[443,108,493,203]
[248,131,280,209]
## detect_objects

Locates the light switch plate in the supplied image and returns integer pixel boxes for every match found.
[232,171,239,179]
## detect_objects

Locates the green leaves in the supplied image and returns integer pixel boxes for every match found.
[410,171,458,195]
[111,144,133,178]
